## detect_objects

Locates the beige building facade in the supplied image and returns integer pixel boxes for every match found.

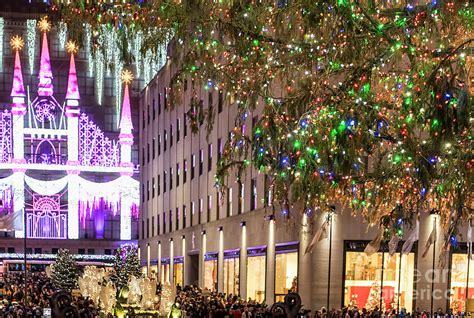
[139,58,473,313]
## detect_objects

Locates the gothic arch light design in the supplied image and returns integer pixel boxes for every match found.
[0,26,137,240]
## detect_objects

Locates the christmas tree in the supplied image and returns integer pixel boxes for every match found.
[55,1,472,237]
[51,249,79,292]
[110,244,142,290]
[365,281,384,312]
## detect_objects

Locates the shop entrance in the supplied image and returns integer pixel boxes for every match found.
[188,253,199,286]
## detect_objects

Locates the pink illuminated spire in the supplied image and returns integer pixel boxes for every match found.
[65,42,80,101]
[119,83,134,134]
[38,32,54,96]
[10,41,26,98]
[119,70,134,135]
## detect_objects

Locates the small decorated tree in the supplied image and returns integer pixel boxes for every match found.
[111,244,142,290]
[51,249,79,292]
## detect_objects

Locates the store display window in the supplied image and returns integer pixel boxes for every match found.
[450,246,474,312]
[343,241,415,313]
[275,242,299,302]
[224,249,240,296]
[247,246,266,303]
[160,258,170,284]
[204,252,218,291]
[174,256,184,287]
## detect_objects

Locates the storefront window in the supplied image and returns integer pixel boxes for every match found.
[204,255,218,291]
[160,261,170,284]
[224,256,240,296]
[344,251,415,313]
[174,262,184,287]
[450,253,474,312]
[275,251,298,302]
[247,254,266,303]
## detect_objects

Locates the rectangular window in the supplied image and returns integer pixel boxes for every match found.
[141,220,145,239]
[247,254,266,303]
[176,163,180,187]
[176,207,179,231]
[218,90,223,113]
[199,99,204,126]
[153,98,156,120]
[251,178,257,211]
[158,135,161,156]
[169,210,172,233]
[147,143,150,162]
[343,249,415,313]
[191,201,195,227]
[164,130,168,151]
[183,159,188,183]
[223,256,240,296]
[158,93,162,114]
[218,138,222,161]
[183,205,187,229]
[208,91,213,109]
[191,154,196,180]
[204,258,218,291]
[207,195,212,223]
[170,167,173,190]
[147,104,150,124]
[141,183,145,203]
[152,177,156,198]
[227,188,233,217]
[199,148,204,176]
[142,110,145,129]
[177,118,181,142]
[141,148,145,166]
[184,113,188,137]
[146,181,150,201]
[217,190,221,220]
[170,124,173,147]
[163,170,167,193]
[199,198,203,224]
[450,252,474,311]
[239,183,244,214]
[152,216,155,236]
[157,174,161,195]
[146,218,150,238]
[152,138,156,159]
[163,212,166,234]
[275,251,298,301]
[208,143,213,172]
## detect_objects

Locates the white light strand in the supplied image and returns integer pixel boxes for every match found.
[57,22,67,52]
[104,26,117,76]
[24,174,68,195]
[85,24,94,77]
[26,19,37,75]
[114,50,123,127]
[95,50,104,105]
[0,18,4,72]
[144,49,152,85]
[134,30,143,79]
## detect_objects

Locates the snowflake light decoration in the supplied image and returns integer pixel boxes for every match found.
[34,99,56,123]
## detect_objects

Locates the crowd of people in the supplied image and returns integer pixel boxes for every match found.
[0,271,471,318]
[172,285,270,317]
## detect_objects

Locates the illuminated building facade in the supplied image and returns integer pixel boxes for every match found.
[0,13,141,265]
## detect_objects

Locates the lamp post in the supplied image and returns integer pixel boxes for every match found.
[327,206,336,310]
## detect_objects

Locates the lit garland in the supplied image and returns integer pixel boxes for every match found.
[114,50,123,127]
[0,17,4,72]
[84,23,94,77]
[134,30,143,79]
[95,49,104,105]
[0,252,115,262]
[26,19,36,75]
[53,1,473,243]
[57,21,67,51]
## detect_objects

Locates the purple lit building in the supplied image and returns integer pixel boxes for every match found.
[0,13,141,268]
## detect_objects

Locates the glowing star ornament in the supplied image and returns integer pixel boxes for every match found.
[65,40,78,55]
[37,16,51,33]
[121,69,134,85]
[10,35,24,51]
